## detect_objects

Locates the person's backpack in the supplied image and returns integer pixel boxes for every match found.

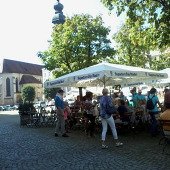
[146,96,155,110]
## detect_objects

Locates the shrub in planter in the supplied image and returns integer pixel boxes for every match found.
[18,103,37,127]
[18,103,35,115]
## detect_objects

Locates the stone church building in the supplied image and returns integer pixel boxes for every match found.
[0,59,43,105]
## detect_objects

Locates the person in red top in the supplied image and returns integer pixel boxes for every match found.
[63,101,71,133]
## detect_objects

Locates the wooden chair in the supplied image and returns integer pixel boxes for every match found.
[158,119,170,153]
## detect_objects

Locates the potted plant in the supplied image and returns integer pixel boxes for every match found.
[19,86,36,126]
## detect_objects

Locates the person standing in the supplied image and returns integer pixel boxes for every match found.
[137,89,146,107]
[147,88,163,136]
[130,88,138,108]
[137,89,147,122]
[63,101,71,133]
[54,89,69,137]
[100,88,123,149]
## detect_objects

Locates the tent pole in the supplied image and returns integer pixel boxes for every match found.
[103,76,106,88]
[78,87,83,101]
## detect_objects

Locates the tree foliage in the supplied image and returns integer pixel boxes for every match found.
[21,86,35,103]
[113,19,157,67]
[40,14,115,77]
[44,88,60,99]
[100,0,170,69]
[151,53,170,70]
[113,20,170,69]
[101,0,170,48]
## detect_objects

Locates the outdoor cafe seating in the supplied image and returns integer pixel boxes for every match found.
[19,98,159,138]
[67,100,150,134]
[158,119,170,153]
[19,108,56,128]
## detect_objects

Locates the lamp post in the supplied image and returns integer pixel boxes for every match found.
[52,0,65,25]
[0,77,2,104]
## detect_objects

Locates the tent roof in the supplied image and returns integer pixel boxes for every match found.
[45,62,168,88]
[160,68,170,76]
[157,68,170,84]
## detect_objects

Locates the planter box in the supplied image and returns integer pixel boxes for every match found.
[19,112,31,127]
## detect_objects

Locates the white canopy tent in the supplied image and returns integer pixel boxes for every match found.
[44,62,168,88]
[157,68,170,85]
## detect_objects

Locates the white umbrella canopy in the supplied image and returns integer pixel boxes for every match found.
[44,62,168,88]
[157,68,170,85]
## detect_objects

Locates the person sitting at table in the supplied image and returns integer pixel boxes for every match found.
[159,91,170,135]
[71,95,81,116]
[83,92,96,137]
[68,95,81,128]
[164,87,170,110]
[118,91,128,104]
[117,99,129,122]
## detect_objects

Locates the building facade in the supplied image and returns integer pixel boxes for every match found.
[0,59,43,105]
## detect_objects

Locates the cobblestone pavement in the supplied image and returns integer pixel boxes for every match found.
[0,111,170,170]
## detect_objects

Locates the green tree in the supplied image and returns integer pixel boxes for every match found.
[44,88,60,100]
[113,17,170,69]
[40,14,115,77]
[21,86,35,103]
[100,0,170,69]
[151,53,170,70]
[114,19,157,67]
[101,0,170,48]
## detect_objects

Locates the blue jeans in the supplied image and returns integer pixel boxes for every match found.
[101,116,118,141]
[149,111,158,135]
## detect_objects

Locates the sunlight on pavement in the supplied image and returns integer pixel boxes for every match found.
[0,111,19,115]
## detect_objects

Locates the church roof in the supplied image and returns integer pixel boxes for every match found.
[1,59,43,76]
[19,75,41,85]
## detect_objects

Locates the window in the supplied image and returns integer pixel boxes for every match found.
[16,78,19,92]
[6,78,11,96]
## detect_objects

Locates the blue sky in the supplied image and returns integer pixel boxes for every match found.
[0,0,124,64]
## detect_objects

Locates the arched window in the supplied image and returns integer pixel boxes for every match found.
[16,78,19,92]
[6,78,11,96]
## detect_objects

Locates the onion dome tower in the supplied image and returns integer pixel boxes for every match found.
[52,0,65,24]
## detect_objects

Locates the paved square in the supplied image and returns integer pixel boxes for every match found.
[0,111,170,170]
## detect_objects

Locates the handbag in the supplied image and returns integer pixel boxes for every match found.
[105,104,116,115]
[105,97,116,115]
